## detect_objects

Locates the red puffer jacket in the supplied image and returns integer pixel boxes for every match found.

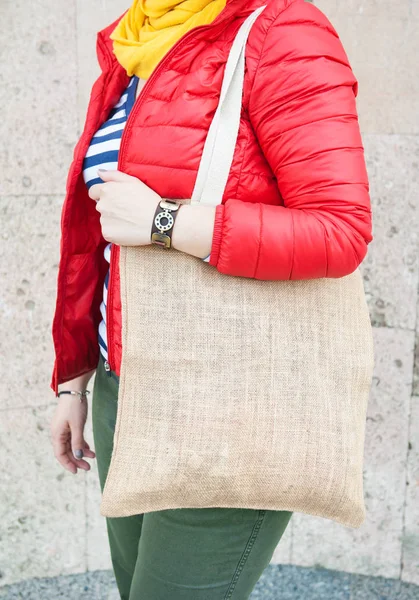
[50,0,373,395]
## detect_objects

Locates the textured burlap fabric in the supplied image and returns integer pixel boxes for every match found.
[100,243,374,528]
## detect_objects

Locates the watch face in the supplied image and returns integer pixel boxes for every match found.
[155,210,174,232]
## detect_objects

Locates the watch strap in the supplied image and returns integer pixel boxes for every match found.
[151,200,181,249]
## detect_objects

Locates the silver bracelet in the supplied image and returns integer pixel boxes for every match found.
[57,390,90,403]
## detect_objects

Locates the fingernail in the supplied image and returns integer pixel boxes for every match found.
[74,449,84,459]
[97,169,108,173]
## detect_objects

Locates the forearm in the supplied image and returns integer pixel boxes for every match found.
[57,369,96,394]
[210,199,372,280]
[171,203,216,259]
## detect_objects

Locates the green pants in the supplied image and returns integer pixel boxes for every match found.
[92,353,292,600]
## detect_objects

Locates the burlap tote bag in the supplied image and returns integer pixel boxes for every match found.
[100,4,375,528]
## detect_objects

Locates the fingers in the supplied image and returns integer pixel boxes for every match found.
[97,168,136,183]
[88,169,140,202]
[52,438,77,474]
[66,449,92,472]
[71,429,86,456]
[82,442,96,459]
[71,434,95,469]
[51,423,96,474]
[54,442,93,473]
[88,182,103,201]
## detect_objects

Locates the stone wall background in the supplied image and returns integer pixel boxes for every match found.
[0,0,418,589]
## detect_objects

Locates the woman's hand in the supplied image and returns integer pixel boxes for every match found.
[50,371,96,474]
[89,168,216,259]
[88,169,161,246]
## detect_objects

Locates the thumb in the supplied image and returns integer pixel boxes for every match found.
[97,168,136,183]
[71,427,87,459]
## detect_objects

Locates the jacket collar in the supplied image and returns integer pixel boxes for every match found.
[96,0,270,71]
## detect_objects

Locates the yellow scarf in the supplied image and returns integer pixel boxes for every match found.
[110,0,228,79]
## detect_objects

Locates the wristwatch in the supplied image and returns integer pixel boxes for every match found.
[151,199,181,249]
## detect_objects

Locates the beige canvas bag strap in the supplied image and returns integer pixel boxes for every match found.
[190,4,267,206]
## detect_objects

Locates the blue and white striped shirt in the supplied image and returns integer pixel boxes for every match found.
[82,75,210,362]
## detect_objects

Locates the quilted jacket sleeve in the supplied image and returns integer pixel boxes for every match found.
[208,0,373,280]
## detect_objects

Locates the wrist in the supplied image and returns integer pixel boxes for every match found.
[171,204,215,258]
[58,390,90,402]
[57,368,95,395]
[150,198,182,249]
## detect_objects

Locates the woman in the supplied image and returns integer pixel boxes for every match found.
[49,0,372,597]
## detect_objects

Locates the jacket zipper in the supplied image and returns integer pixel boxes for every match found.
[117,21,211,164]
[105,20,215,375]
